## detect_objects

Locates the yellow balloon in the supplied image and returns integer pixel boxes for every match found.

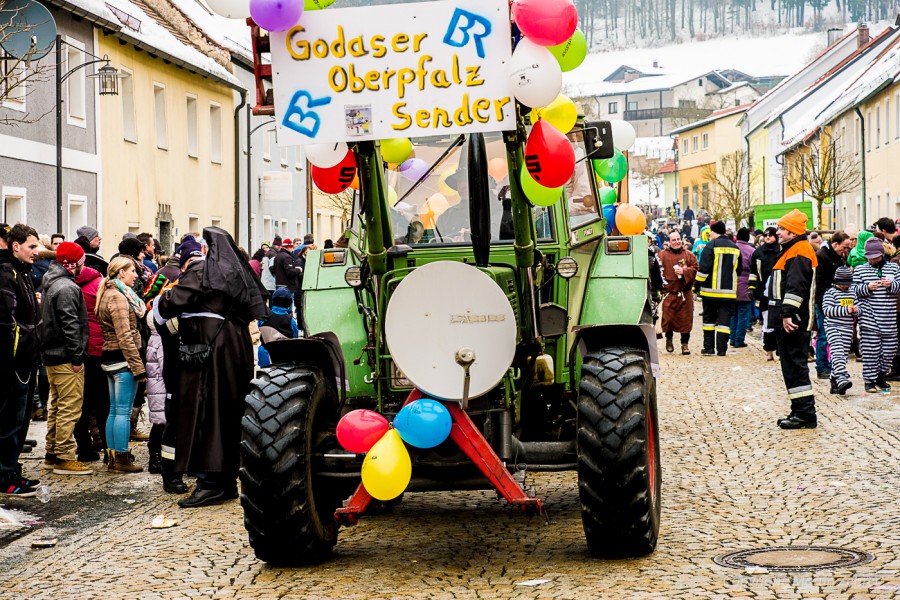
[388,186,399,207]
[530,95,578,134]
[438,167,461,203]
[361,429,411,501]
[425,192,450,218]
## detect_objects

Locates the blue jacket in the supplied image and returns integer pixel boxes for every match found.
[257,305,298,367]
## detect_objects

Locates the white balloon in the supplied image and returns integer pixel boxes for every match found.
[611,120,637,151]
[206,0,250,19]
[304,142,348,168]
[508,39,562,109]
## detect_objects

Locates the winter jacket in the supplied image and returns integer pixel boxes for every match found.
[30,250,55,290]
[257,305,298,368]
[249,259,262,278]
[735,239,754,302]
[822,286,857,331]
[274,248,301,292]
[815,244,845,306]
[143,257,159,274]
[767,234,818,332]
[748,241,781,305]
[145,317,166,425]
[76,266,104,357]
[695,236,742,300]
[851,258,900,331]
[40,262,89,367]
[847,231,874,267]
[96,279,145,377]
[260,253,276,292]
[0,248,42,377]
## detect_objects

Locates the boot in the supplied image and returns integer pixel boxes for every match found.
[702,329,715,354]
[681,343,691,355]
[148,448,163,475]
[88,415,104,451]
[716,332,730,356]
[110,450,144,473]
[162,472,188,494]
[130,406,149,442]
[665,337,674,353]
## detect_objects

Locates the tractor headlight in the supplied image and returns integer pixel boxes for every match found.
[556,256,578,279]
[344,266,363,287]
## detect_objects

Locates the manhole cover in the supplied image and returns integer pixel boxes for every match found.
[714,547,875,572]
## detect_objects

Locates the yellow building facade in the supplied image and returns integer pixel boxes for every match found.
[746,128,767,206]
[673,106,747,215]
[98,35,239,254]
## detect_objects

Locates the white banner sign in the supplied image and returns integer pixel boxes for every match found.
[270,0,514,146]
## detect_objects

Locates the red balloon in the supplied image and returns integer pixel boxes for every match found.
[336,409,390,454]
[312,150,356,194]
[512,0,578,47]
[524,120,575,188]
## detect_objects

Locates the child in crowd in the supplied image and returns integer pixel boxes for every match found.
[852,238,900,393]
[822,267,857,395]
[257,288,299,368]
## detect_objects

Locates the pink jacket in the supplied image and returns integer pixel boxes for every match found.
[75,266,104,357]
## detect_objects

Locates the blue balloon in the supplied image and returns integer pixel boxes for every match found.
[602,203,617,233]
[393,399,452,449]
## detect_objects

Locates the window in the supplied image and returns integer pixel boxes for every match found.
[280,219,288,238]
[210,103,222,164]
[867,110,872,152]
[682,139,688,154]
[67,195,87,240]
[1,186,26,223]
[682,186,689,208]
[121,68,136,142]
[1,49,27,111]
[608,102,618,114]
[691,185,699,209]
[876,106,881,149]
[678,99,697,109]
[188,214,199,234]
[211,217,222,228]
[296,221,303,238]
[280,145,289,168]
[896,92,900,139]
[263,129,273,162]
[698,78,704,87]
[65,40,86,125]
[701,133,709,150]
[127,222,140,235]
[186,95,198,158]
[692,135,699,152]
[263,215,273,240]
[627,101,638,111]
[154,83,168,150]
[885,98,890,145]
[701,183,710,210]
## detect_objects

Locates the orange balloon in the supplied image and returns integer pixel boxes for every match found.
[488,157,508,182]
[616,203,646,236]
[349,173,360,190]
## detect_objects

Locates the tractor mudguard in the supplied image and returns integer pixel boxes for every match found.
[570,323,660,379]
[264,332,348,403]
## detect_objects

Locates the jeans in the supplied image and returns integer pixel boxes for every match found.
[729,301,752,346]
[814,304,830,375]
[0,373,31,479]
[106,370,137,452]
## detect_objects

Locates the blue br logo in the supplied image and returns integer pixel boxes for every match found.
[282,90,332,138]
[443,8,492,59]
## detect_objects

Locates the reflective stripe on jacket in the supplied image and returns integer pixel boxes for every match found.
[696,236,742,299]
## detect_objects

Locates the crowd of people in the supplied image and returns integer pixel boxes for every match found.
[0,223,291,507]
[654,210,900,430]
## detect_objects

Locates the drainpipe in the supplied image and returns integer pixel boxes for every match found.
[234,89,247,246]
[854,107,867,227]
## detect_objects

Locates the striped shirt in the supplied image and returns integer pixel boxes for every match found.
[821,286,857,331]
[851,260,900,330]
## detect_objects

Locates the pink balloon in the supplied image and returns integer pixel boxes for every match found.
[512,0,578,47]
[524,120,575,188]
[250,0,303,33]
[336,409,390,454]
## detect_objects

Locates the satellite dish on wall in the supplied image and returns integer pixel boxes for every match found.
[0,0,57,61]
[385,261,517,402]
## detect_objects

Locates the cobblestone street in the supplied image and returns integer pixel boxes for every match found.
[2,315,900,599]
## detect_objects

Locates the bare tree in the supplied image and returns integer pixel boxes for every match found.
[317,189,354,228]
[630,154,665,205]
[702,149,758,224]
[0,3,56,126]
[784,134,862,226]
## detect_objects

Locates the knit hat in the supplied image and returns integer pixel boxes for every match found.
[178,237,203,267]
[261,241,271,248]
[118,237,143,259]
[709,220,726,235]
[271,287,293,309]
[833,266,853,285]
[273,236,283,246]
[777,209,807,235]
[76,225,99,242]
[121,232,137,240]
[864,237,884,259]
[55,241,85,273]
[282,238,294,249]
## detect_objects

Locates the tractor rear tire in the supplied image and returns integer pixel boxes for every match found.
[239,364,340,565]
[577,346,661,558]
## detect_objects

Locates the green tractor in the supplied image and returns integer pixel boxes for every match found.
[240,6,661,567]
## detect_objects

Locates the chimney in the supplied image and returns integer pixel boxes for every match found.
[826,27,842,47]
[858,22,870,49]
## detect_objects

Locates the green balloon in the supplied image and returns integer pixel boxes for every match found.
[305,0,335,9]
[598,187,617,205]
[520,169,562,207]
[593,149,628,183]
[548,29,587,73]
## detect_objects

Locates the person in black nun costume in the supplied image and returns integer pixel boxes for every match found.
[154,227,269,508]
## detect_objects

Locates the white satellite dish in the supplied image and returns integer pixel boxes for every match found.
[385,261,517,402]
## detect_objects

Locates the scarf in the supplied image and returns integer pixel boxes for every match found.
[114,278,147,318]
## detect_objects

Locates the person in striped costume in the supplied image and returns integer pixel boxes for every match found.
[821,266,856,395]
[851,237,900,393]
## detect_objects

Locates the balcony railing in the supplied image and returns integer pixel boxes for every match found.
[623,107,714,122]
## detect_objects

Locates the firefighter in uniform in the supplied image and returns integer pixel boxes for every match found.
[767,209,818,429]
[694,220,741,355]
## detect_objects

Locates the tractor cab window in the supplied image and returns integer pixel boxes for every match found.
[383,133,552,246]
[566,130,602,230]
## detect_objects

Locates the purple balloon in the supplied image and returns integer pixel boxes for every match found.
[250,0,303,32]
[398,158,429,182]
